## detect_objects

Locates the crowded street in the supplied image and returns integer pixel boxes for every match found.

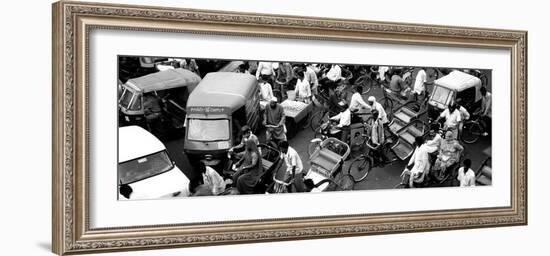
[117,57,493,199]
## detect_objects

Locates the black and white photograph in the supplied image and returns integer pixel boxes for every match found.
[117,56,492,200]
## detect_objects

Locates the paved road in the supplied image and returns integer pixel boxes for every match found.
[162,82,491,191]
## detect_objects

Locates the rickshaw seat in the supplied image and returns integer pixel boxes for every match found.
[399,125,424,145]
[311,148,342,174]
[389,119,406,134]
[391,139,415,161]
[400,106,417,117]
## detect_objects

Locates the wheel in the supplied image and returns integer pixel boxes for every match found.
[394,183,407,189]
[309,110,328,132]
[347,156,372,182]
[461,121,482,144]
[307,139,322,157]
[379,97,393,118]
[355,75,373,95]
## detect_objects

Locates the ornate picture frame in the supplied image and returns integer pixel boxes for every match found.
[52,1,527,255]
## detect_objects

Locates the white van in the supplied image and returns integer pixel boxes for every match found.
[118,126,190,200]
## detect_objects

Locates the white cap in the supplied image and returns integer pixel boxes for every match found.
[368,96,376,102]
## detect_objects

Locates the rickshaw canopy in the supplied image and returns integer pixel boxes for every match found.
[434,70,482,92]
[124,68,201,94]
[186,72,257,113]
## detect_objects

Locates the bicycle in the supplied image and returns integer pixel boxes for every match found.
[309,91,343,132]
[347,134,397,182]
[460,114,487,144]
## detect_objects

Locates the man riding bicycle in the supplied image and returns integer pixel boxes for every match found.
[329,102,352,143]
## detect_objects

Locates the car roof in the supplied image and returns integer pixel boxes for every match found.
[125,68,201,93]
[186,72,257,111]
[434,70,481,92]
[119,126,166,163]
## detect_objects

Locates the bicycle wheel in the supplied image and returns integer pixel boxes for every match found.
[309,110,328,132]
[461,121,482,144]
[348,156,372,182]
[355,75,373,95]
[379,97,393,118]
[394,183,407,189]
[307,140,322,157]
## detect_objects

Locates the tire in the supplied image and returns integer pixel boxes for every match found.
[379,97,393,118]
[348,156,372,182]
[394,183,407,189]
[309,110,328,132]
[461,121,482,144]
[355,75,373,95]
[307,140,322,157]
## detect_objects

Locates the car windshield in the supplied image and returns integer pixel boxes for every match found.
[187,119,230,141]
[118,150,174,184]
[430,86,453,106]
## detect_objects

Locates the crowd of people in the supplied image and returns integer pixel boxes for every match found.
[180,60,492,194]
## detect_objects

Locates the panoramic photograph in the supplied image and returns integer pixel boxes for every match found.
[117,56,492,200]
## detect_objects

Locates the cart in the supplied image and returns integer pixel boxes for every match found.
[304,138,353,192]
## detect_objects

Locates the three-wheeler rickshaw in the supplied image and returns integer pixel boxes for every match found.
[184,72,261,168]
[427,70,483,120]
[118,68,202,137]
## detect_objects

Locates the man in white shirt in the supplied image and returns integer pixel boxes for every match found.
[255,61,275,80]
[279,140,304,181]
[326,64,342,82]
[367,96,388,124]
[258,75,274,102]
[437,104,462,139]
[330,102,352,142]
[197,162,226,195]
[457,159,476,187]
[349,86,371,113]
[405,136,431,188]
[455,99,470,136]
[294,70,312,103]
[413,68,427,102]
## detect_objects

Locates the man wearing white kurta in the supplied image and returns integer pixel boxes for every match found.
[413,68,427,102]
[405,137,431,187]
[457,159,476,187]
[255,62,275,79]
[367,96,388,124]
[259,80,274,102]
[326,64,342,82]
[349,86,371,113]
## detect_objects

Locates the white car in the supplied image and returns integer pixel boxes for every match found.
[118,126,190,200]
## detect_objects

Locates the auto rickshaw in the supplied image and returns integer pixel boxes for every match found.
[184,72,260,168]
[427,70,483,120]
[118,68,201,137]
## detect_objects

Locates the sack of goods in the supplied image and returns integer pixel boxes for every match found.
[281,100,309,119]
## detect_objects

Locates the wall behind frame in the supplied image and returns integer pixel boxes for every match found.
[0,0,546,256]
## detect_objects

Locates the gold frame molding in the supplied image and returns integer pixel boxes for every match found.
[52,1,527,255]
